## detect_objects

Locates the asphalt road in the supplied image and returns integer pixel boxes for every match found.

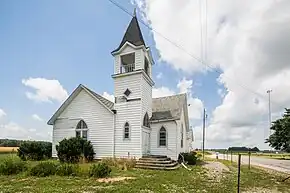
[208,153,290,174]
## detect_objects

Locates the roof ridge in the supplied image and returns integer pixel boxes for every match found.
[153,93,187,99]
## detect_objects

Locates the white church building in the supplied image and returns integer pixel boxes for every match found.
[48,14,193,161]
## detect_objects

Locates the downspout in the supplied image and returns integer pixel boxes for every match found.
[175,120,178,161]
[112,110,117,157]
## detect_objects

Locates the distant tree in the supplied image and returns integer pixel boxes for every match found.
[266,108,290,153]
[250,147,260,152]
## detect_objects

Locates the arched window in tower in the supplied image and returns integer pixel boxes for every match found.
[159,126,167,147]
[143,112,150,128]
[144,57,149,76]
[124,122,130,139]
[76,120,88,140]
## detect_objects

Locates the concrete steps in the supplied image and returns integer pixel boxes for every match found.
[136,155,179,170]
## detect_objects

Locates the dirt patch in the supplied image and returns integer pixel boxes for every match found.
[202,161,230,182]
[96,176,136,183]
[243,187,281,193]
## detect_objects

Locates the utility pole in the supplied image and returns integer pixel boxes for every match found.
[202,108,207,160]
[267,90,272,138]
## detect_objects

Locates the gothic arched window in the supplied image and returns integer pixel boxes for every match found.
[76,120,88,140]
[143,112,150,128]
[159,126,167,147]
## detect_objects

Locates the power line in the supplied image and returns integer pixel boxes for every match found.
[107,0,285,110]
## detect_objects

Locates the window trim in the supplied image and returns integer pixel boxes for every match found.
[75,120,88,140]
[143,112,150,128]
[158,126,167,147]
[123,122,130,140]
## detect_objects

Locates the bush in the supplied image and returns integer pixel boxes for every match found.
[56,137,95,163]
[56,164,79,176]
[29,161,59,177]
[89,162,111,178]
[17,141,52,161]
[179,152,198,165]
[0,155,27,175]
[102,157,136,170]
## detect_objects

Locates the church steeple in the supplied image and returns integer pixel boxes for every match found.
[112,11,146,53]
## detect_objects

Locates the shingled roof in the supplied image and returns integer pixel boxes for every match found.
[112,15,146,53]
[152,93,187,120]
[82,85,114,110]
[151,93,189,131]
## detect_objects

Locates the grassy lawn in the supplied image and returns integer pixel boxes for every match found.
[0,155,290,193]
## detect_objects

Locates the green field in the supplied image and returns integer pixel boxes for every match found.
[0,155,290,193]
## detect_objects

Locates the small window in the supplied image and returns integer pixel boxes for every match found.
[76,120,88,140]
[143,112,150,128]
[159,126,166,147]
[124,122,130,139]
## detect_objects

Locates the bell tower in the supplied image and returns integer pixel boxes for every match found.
[111,13,154,158]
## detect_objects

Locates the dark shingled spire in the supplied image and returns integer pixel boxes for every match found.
[112,13,146,53]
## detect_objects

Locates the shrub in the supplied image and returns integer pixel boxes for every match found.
[17,141,52,161]
[29,161,59,177]
[179,152,198,165]
[56,137,95,163]
[0,155,27,175]
[56,164,79,176]
[89,162,111,178]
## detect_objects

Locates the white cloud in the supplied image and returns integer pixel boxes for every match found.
[102,92,114,102]
[152,86,175,98]
[32,114,43,121]
[217,88,226,98]
[156,72,163,79]
[153,78,204,121]
[134,0,290,149]
[22,78,68,103]
[0,121,52,141]
[0,109,6,118]
[177,78,193,94]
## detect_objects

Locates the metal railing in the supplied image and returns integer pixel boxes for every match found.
[120,63,135,73]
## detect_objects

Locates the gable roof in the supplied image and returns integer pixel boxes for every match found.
[112,15,146,53]
[82,85,114,110]
[47,84,114,125]
[151,93,189,131]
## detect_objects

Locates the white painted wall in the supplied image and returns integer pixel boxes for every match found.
[150,121,178,160]
[114,100,142,158]
[52,89,114,159]
[114,73,142,100]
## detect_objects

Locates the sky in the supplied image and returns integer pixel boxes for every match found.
[1,0,290,150]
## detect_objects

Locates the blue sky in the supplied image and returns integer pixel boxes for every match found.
[0,0,221,132]
[4,0,285,149]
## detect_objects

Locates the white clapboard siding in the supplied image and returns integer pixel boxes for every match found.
[141,75,152,153]
[53,89,114,159]
[52,119,75,157]
[150,121,178,160]
[114,73,142,99]
[114,100,142,158]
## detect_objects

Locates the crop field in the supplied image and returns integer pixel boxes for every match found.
[0,147,18,154]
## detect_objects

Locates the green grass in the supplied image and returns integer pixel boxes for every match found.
[0,155,290,192]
